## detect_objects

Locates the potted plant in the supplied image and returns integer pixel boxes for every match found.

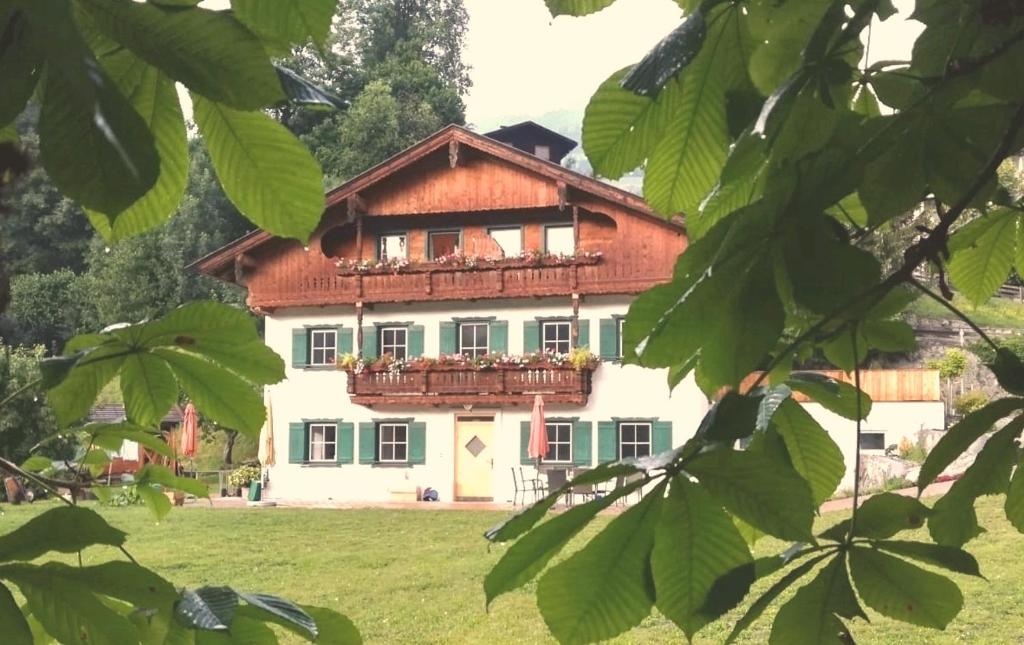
[228,465,261,499]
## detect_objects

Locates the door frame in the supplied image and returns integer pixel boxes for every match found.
[453,413,496,501]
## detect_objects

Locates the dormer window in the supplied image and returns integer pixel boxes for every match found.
[534,144,551,160]
[544,225,574,255]
[379,233,406,261]
[429,230,460,259]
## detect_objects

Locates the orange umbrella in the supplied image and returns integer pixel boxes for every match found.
[180,403,199,459]
[527,395,548,464]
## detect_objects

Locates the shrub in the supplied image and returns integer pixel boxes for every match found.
[925,348,968,380]
[955,390,990,416]
[228,465,261,488]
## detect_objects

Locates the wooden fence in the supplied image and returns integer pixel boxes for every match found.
[740,369,941,402]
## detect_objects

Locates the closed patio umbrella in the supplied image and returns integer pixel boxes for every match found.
[258,398,275,467]
[180,403,199,459]
[528,395,548,465]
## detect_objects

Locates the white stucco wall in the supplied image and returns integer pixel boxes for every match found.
[805,401,946,494]
[261,296,710,503]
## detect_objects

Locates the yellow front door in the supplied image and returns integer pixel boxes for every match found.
[454,416,495,500]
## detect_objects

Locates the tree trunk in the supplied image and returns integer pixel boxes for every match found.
[222,430,238,465]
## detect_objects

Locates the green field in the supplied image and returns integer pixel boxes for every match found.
[1,496,1021,644]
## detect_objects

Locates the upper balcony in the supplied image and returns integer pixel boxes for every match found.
[344,359,596,407]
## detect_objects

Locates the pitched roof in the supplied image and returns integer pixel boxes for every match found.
[88,404,183,425]
[483,120,578,163]
[190,123,682,277]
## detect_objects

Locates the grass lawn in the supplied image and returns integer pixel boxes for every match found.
[906,292,1024,329]
[1,496,1022,644]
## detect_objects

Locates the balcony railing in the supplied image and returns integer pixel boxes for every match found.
[345,364,594,407]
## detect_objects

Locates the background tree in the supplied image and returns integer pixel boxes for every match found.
[0,343,72,465]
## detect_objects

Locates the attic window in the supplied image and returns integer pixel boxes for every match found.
[534,145,551,160]
[319,226,350,258]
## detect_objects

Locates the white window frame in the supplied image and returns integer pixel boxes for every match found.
[428,229,461,259]
[544,224,574,255]
[618,421,652,460]
[309,328,337,366]
[534,144,551,160]
[859,432,886,451]
[545,421,573,463]
[488,226,523,256]
[379,326,408,360]
[378,422,409,463]
[459,322,489,358]
[378,233,407,260]
[309,423,337,462]
[541,320,572,355]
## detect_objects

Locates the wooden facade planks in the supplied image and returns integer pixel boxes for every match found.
[739,369,942,402]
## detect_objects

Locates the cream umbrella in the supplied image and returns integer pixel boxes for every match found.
[258,397,275,467]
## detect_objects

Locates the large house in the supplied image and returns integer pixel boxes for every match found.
[193,122,943,503]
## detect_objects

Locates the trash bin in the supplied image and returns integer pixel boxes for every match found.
[248,482,262,502]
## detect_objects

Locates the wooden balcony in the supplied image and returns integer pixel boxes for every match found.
[345,364,594,407]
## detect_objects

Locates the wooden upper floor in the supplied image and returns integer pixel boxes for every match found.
[192,124,687,309]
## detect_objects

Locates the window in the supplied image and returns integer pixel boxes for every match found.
[309,423,337,462]
[309,329,337,366]
[546,422,572,463]
[378,423,408,462]
[429,230,460,259]
[459,322,489,358]
[378,233,406,260]
[542,320,571,354]
[489,227,522,256]
[619,422,652,459]
[860,432,886,450]
[534,144,551,160]
[544,225,574,255]
[379,326,408,359]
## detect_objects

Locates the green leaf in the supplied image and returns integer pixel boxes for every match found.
[120,353,178,427]
[642,7,748,215]
[275,65,349,111]
[78,0,283,110]
[153,348,265,435]
[769,557,863,644]
[849,545,963,628]
[3,563,138,644]
[193,95,325,241]
[29,0,159,216]
[862,319,917,353]
[19,456,51,473]
[875,541,982,577]
[0,507,125,562]
[37,354,81,389]
[173,339,284,387]
[687,448,815,541]
[232,0,335,50]
[756,385,792,431]
[725,554,830,643]
[47,343,129,427]
[536,484,664,644]
[651,476,752,638]
[699,391,762,442]
[1006,459,1024,533]
[86,422,173,458]
[86,58,188,241]
[238,593,317,640]
[987,348,1024,395]
[784,215,881,314]
[484,477,644,606]
[821,327,868,372]
[136,464,209,498]
[137,483,173,520]
[582,68,682,179]
[787,372,872,420]
[544,0,619,17]
[772,399,845,504]
[175,586,238,631]
[1,561,177,610]
[852,493,930,539]
[947,209,1017,305]
[918,399,1024,491]
[0,583,31,645]
[622,10,707,97]
[694,134,767,238]
[301,606,362,644]
[0,9,40,128]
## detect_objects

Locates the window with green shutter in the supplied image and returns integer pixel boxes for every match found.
[439,321,457,355]
[288,422,308,463]
[490,320,508,354]
[358,422,376,463]
[597,421,617,463]
[291,329,308,368]
[409,422,426,464]
[337,326,353,355]
[520,421,532,465]
[337,421,354,464]
[361,326,378,359]
[577,319,590,350]
[572,420,592,466]
[653,420,673,455]
[523,321,540,353]
[408,325,425,357]
[599,318,619,360]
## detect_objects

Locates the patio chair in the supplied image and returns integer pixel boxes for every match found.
[545,468,569,505]
[520,467,546,502]
[510,467,524,506]
[569,468,597,505]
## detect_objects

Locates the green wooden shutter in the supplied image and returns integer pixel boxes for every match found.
[337,421,354,464]
[337,326,353,355]
[409,325,425,357]
[288,422,307,463]
[599,318,618,360]
[520,421,531,465]
[597,421,617,463]
[523,321,540,353]
[577,319,590,349]
[361,326,378,359]
[409,422,426,464]
[358,422,377,464]
[653,420,673,455]
[573,421,592,466]
[439,321,457,355]
[490,320,508,354]
[291,329,308,368]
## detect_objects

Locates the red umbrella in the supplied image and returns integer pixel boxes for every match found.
[527,395,548,464]
[180,403,199,459]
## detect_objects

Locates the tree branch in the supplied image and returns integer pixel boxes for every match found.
[847,328,864,544]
